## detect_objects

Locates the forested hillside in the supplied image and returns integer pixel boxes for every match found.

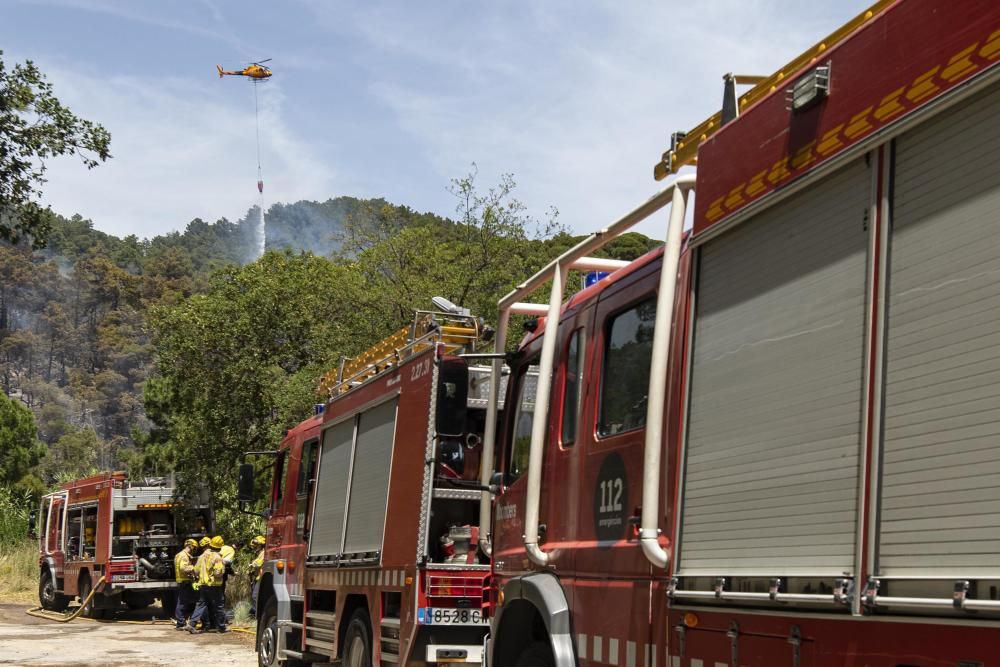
[0,180,658,507]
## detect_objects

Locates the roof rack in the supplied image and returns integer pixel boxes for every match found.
[318,310,486,397]
[653,0,894,180]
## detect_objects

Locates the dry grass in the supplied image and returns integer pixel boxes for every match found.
[0,540,39,604]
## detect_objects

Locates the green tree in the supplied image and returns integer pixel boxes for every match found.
[0,51,111,246]
[0,391,45,490]
[146,250,361,495]
[339,166,563,335]
[37,426,99,484]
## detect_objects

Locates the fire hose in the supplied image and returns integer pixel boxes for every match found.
[25,575,107,623]
[24,574,256,634]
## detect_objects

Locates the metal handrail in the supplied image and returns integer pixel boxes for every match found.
[477,175,696,563]
[669,590,846,605]
[668,577,852,606]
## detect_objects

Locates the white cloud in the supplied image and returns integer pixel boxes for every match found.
[37,64,337,238]
[313,0,869,237]
[14,0,871,241]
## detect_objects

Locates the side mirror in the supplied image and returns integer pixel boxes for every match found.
[237,464,256,503]
[28,509,38,540]
[436,358,469,438]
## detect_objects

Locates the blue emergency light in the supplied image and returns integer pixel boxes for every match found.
[584,271,610,288]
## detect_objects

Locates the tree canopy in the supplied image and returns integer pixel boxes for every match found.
[0,51,111,246]
[0,390,45,493]
[0,172,660,520]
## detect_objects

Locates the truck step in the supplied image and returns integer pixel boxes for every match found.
[304,637,335,655]
[305,609,336,628]
[306,625,335,640]
[279,649,329,662]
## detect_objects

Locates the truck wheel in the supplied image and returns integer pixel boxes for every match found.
[342,609,372,667]
[124,591,153,610]
[158,591,177,615]
[39,568,69,612]
[257,597,305,667]
[515,642,555,667]
[79,574,105,619]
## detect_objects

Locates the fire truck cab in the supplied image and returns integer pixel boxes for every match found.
[37,471,212,617]
[485,1,1000,665]
[244,308,500,666]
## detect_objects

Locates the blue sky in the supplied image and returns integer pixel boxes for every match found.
[3,0,871,239]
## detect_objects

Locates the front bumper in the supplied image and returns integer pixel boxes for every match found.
[110,581,179,591]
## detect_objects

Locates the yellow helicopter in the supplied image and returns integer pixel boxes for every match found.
[216,59,272,81]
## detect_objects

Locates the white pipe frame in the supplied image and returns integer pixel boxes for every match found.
[476,174,696,566]
[640,183,691,570]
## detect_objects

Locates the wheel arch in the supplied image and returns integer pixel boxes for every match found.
[491,572,576,667]
[40,557,62,592]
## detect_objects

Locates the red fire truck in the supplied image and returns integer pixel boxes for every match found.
[484,0,1000,665]
[241,307,498,666]
[36,471,213,617]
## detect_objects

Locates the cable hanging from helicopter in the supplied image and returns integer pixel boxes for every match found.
[217,59,272,194]
[218,59,272,258]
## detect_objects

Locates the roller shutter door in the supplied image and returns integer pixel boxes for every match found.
[309,419,355,557]
[679,158,870,576]
[878,84,1000,577]
[343,399,398,555]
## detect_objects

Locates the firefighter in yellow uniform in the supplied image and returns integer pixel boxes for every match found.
[187,535,212,628]
[173,539,198,629]
[186,536,228,633]
[219,540,235,622]
[249,535,265,617]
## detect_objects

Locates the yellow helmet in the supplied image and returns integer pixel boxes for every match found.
[199,536,211,547]
[209,535,225,550]
[252,535,266,547]
[184,538,198,548]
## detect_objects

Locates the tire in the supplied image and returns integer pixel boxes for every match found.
[158,590,177,615]
[257,596,305,667]
[78,574,105,619]
[342,609,372,667]
[39,568,69,612]
[515,642,555,667]
[124,592,153,610]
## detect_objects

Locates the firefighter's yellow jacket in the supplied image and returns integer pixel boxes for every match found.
[220,544,235,565]
[250,550,264,581]
[197,549,226,587]
[174,549,196,583]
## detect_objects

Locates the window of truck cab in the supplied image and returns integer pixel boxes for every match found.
[271,450,288,512]
[506,354,540,482]
[598,296,656,437]
[560,328,585,447]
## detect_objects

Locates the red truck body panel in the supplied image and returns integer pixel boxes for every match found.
[258,344,491,665]
[695,0,1000,236]
[490,1,1000,665]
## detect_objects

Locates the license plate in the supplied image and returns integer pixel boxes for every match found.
[419,607,487,626]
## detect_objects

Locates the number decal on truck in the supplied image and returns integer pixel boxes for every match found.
[410,358,432,382]
[593,452,629,547]
[598,477,623,513]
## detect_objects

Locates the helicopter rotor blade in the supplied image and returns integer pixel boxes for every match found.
[255,58,272,64]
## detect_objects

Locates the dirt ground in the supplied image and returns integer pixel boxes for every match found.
[0,603,257,666]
